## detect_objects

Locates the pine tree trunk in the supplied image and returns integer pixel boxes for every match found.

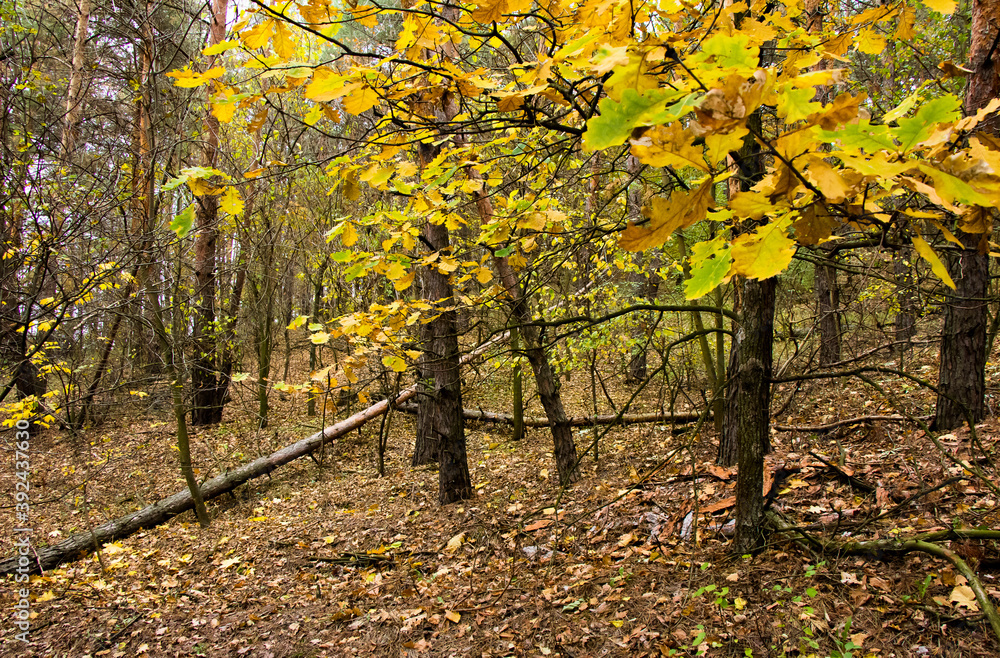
[935,229,988,430]
[934,0,997,430]
[62,0,90,157]
[191,0,230,426]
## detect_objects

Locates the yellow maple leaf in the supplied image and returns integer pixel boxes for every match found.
[631,123,708,172]
[342,222,358,247]
[273,21,296,59]
[911,235,955,289]
[472,0,507,23]
[211,97,238,123]
[166,66,225,88]
[343,85,380,115]
[220,186,244,215]
[856,28,886,55]
[921,0,955,15]
[394,271,415,291]
[895,5,916,40]
[730,216,796,280]
[187,178,223,196]
[305,69,350,102]
[240,19,274,50]
[385,260,407,280]
[619,178,714,251]
[804,157,853,203]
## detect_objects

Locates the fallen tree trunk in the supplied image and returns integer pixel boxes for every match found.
[1,334,507,576]
[768,512,1000,646]
[395,403,707,427]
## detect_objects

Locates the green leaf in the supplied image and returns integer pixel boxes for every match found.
[894,95,961,151]
[685,234,733,299]
[169,204,195,239]
[382,355,407,372]
[694,32,758,72]
[917,164,997,207]
[819,122,895,152]
[777,85,820,123]
[911,235,955,289]
[883,90,919,123]
[583,88,684,151]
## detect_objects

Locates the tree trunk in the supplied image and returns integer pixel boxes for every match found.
[422,220,472,504]
[935,229,988,430]
[934,0,997,430]
[76,312,123,427]
[815,258,841,366]
[732,277,776,554]
[412,267,439,466]
[146,288,211,528]
[254,284,274,430]
[627,270,660,383]
[474,187,579,484]
[493,255,579,485]
[306,259,327,417]
[625,155,654,384]
[511,325,524,442]
[894,249,917,354]
[191,0,230,426]
[718,331,740,466]
[61,0,90,157]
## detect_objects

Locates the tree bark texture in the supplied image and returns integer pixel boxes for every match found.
[815,259,841,367]
[191,0,230,426]
[935,229,988,430]
[894,250,917,353]
[733,277,776,555]
[412,268,439,465]
[61,0,91,156]
[511,325,525,441]
[934,0,997,429]
[422,220,472,504]
[719,337,740,466]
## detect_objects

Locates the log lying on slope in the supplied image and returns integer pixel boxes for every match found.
[395,403,707,427]
[1,334,507,576]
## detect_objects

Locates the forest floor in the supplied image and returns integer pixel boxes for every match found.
[2,343,1000,657]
